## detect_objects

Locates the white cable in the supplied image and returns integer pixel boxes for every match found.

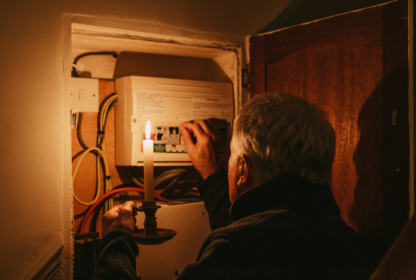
[154,169,187,188]
[154,172,184,188]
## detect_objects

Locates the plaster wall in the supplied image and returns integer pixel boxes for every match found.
[0,0,293,278]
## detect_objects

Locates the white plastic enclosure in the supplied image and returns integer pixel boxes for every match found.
[115,76,233,166]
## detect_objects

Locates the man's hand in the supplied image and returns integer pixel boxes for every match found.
[102,201,139,237]
[179,119,220,179]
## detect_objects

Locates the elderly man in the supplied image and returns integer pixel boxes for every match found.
[93,93,375,280]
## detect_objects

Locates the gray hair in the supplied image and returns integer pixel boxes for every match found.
[231,93,336,187]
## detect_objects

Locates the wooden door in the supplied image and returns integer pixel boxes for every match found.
[250,0,409,259]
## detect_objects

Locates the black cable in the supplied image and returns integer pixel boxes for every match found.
[77,113,89,150]
[77,94,117,150]
[130,166,144,183]
[72,51,118,77]
[97,95,117,148]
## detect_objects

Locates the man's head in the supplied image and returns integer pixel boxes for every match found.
[228,93,336,203]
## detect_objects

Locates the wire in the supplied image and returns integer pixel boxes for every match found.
[130,166,144,183]
[154,169,187,189]
[74,95,117,209]
[72,147,107,206]
[160,177,179,198]
[182,187,201,198]
[126,167,188,200]
[72,52,118,77]
[126,167,144,188]
[97,95,118,211]
[77,113,89,150]
[79,187,166,234]
[126,167,185,188]
[97,95,117,148]
[112,182,144,190]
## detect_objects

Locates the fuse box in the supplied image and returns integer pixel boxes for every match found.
[115,76,233,166]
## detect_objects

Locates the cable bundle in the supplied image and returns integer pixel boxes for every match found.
[73,92,199,233]
[73,94,117,212]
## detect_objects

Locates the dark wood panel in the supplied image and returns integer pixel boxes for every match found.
[249,35,266,96]
[267,43,385,256]
[263,5,383,65]
[250,0,409,259]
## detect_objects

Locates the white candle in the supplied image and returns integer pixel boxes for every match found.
[143,120,154,202]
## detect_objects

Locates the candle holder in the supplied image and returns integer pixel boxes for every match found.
[134,201,177,245]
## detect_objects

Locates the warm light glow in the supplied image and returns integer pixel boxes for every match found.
[146,120,151,139]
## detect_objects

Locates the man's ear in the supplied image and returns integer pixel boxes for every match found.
[236,155,253,188]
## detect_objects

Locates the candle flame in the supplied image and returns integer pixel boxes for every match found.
[146,121,151,139]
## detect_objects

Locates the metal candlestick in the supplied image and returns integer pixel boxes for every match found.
[134,201,177,245]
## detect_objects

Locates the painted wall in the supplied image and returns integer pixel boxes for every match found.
[0,0,294,279]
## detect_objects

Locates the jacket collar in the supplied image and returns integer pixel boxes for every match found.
[229,173,341,221]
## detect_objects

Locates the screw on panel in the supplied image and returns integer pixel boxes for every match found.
[175,270,179,276]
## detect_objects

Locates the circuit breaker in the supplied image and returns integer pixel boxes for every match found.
[115,76,233,166]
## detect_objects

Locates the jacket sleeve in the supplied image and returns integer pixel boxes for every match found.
[92,231,139,280]
[196,166,233,231]
[177,232,255,280]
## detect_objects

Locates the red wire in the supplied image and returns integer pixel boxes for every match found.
[80,187,165,234]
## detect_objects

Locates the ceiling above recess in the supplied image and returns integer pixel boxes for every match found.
[113,0,396,40]
[109,0,294,39]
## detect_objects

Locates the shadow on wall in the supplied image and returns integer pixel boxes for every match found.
[350,77,383,261]
[351,66,410,262]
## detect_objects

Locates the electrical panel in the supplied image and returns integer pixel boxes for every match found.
[115,76,233,166]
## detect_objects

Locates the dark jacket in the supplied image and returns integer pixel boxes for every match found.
[93,167,376,280]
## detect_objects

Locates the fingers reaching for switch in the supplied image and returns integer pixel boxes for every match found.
[179,119,220,179]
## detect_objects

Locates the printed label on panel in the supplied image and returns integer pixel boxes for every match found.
[135,92,166,116]
[192,97,233,119]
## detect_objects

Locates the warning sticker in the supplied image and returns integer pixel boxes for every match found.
[135,92,166,116]
[192,97,233,119]
[154,144,166,153]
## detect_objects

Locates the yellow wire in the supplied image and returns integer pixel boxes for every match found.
[98,95,117,211]
[72,95,117,209]
[73,147,105,206]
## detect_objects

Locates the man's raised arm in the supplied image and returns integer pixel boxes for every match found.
[179,120,232,230]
